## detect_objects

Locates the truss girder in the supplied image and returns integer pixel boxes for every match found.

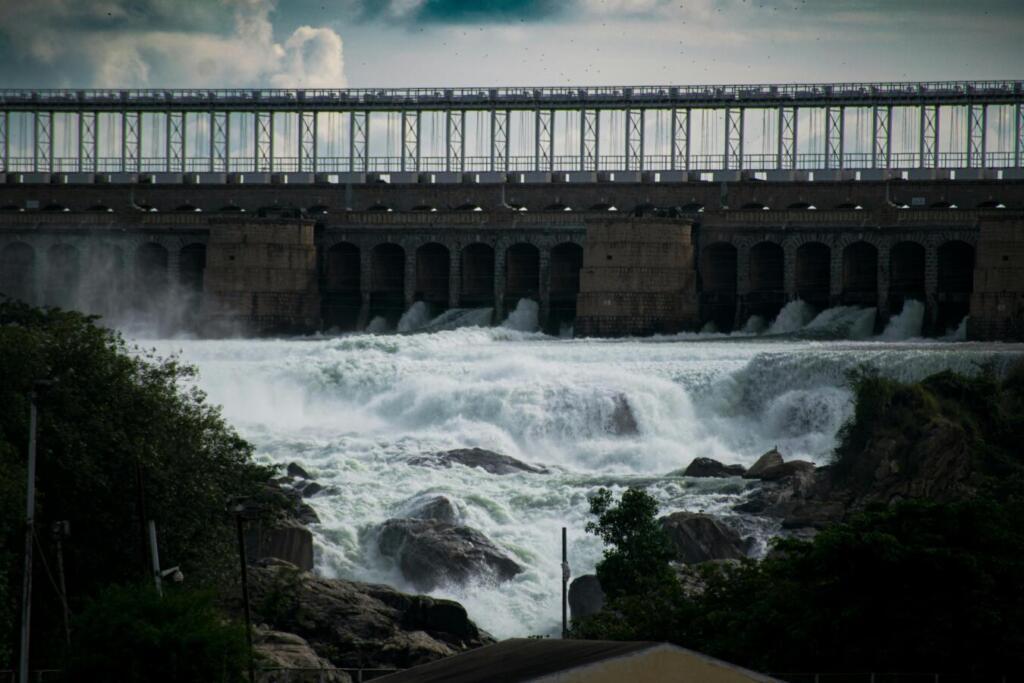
[671,108,690,171]
[0,112,7,172]
[123,112,141,172]
[777,106,797,170]
[919,105,939,168]
[402,110,420,172]
[255,112,273,172]
[535,109,553,171]
[349,111,368,172]
[166,111,185,172]
[79,111,97,173]
[580,109,599,171]
[625,108,644,171]
[872,105,891,169]
[490,109,508,172]
[825,106,844,169]
[209,111,228,173]
[967,104,987,168]
[725,107,744,171]
[1016,103,1023,168]
[298,111,316,173]
[446,110,465,172]
[33,111,53,172]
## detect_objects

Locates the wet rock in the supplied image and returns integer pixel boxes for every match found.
[300,481,324,498]
[404,495,461,525]
[410,448,548,475]
[683,457,746,478]
[288,462,312,479]
[659,512,748,564]
[377,518,523,592]
[254,628,351,682]
[247,559,493,671]
[609,395,639,435]
[568,574,605,621]
[247,519,315,571]
[743,449,785,479]
[757,460,817,482]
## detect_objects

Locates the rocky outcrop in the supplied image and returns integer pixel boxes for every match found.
[254,628,350,682]
[658,512,749,564]
[377,518,523,591]
[409,448,548,475]
[682,457,746,478]
[402,495,462,525]
[743,449,784,479]
[609,395,639,435]
[568,574,606,621]
[248,559,493,671]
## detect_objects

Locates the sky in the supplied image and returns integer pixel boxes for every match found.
[0,0,1021,90]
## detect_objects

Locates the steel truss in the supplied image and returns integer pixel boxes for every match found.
[626,108,643,171]
[446,110,465,172]
[535,109,553,171]
[402,111,420,172]
[349,111,368,172]
[34,111,52,173]
[967,103,987,168]
[872,105,891,169]
[777,106,797,170]
[671,108,690,171]
[919,105,938,168]
[123,111,141,172]
[825,106,843,169]
[79,112,97,172]
[298,111,316,173]
[580,109,599,171]
[725,108,743,170]
[490,109,508,172]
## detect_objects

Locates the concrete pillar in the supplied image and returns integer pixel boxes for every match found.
[924,242,939,329]
[538,247,551,331]
[783,241,798,300]
[404,244,416,308]
[167,244,181,284]
[448,243,462,309]
[494,241,507,321]
[829,242,843,305]
[876,242,890,319]
[357,244,372,329]
[734,241,750,328]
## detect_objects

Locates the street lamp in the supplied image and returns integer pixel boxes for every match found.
[231,499,261,683]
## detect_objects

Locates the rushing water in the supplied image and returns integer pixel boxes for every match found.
[139,301,1022,639]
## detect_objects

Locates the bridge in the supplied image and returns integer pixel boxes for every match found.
[2,80,1023,176]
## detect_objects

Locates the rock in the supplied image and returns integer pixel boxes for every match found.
[288,462,312,479]
[300,481,324,498]
[254,628,351,682]
[659,512,748,564]
[757,460,817,482]
[743,448,785,479]
[247,519,315,571]
[377,518,523,591]
[683,457,746,478]
[410,448,548,475]
[568,575,605,621]
[609,395,639,435]
[247,559,493,671]
[404,495,462,525]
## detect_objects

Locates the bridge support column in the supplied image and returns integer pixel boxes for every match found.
[1016,103,1023,168]
[357,245,372,329]
[404,249,416,308]
[538,248,551,331]
[493,244,507,321]
[967,104,987,168]
[825,106,844,170]
[924,244,939,332]
[734,243,750,328]
[34,111,53,173]
[919,105,939,168]
[783,241,798,300]
[124,111,142,173]
[0,111,7,172]
[581,109,599,171]
[448,244,462,309]
[256,112,273,172]
[626,109,644,172]
[490,109,509,172]
[725,108,743,171]
[829,246,843,306]
[876,242,890,322]
[402,111,420,172]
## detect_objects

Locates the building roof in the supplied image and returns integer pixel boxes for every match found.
[373,638,776,683]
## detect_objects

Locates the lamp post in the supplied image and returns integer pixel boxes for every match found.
[233,501,258,683]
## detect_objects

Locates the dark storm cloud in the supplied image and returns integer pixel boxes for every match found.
[413,0,565,22]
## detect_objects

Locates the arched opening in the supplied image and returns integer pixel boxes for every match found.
[544,203,570,212]
[220,204,244,213]
[504,243,540,312]
[700,242,738,332]
[367,204,391,212]
[548,242,584,334]
[370,243,405,326]
[747,241,786,321]
[787,202,816,210]
[179,243,207,330]
[0,242,36,304]
[42,203,67,212]
[888,241,926,314]
[461,243,495,309]
[306,205,329,215]
[45,244,81,309]
[415,243,450,311]
[680,202,704,212]
[842,241,878,306]
[411,205,435,212]
[87,204,113,213]
[976,200,1005,209]
[322,242,361,331]
[176,204,201,213]
[795,242,831,310]
[741,202,769,210]
[81,244,125,321]
[134,243,169,320]
[937,241,975,332]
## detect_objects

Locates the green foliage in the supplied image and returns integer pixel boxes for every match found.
[0,301,285,667]
[65,583,248,683]
[585,488,676,599]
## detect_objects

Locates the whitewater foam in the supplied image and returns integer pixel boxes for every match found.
[879,300,926,341]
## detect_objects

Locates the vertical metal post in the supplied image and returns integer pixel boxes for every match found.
[122,112,128,172]
[32,112,39,172]
[165,111,172,172]
[267,112,274,173]
[0,111,8,173]
[148,520,163,597]
[825,106,843,170]
[445,110,452,172]
[348,111,355,173]
[209,111,215,173]
[561,527,568,638]
[967,103,985,168]
[626,109,644,171]
[123,112,141,173]
[18,390,39,683]
[235,512,255,683]
[1016,103,1023,167]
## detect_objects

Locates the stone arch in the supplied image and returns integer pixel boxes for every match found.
[888,241,926,311]
[415,242,450,309]
[700,242,738,332]
[747,241,786,321]
[549,242,584,333]
[741,202,769,210]
[81,243,126,321]
[323,241,361,331]
[134,242,169,318]
[795,242,831,309]
[976,200,1005,209]
[544,203,571,212]
[45,243,81,309]
[680,202,704,212]
[42,203,68,212]
[176,204,201,212]
[370,243,405,326]
[504,242,540,311]
[842,241,878,305]
[411,204,436,212]
[461,243,495,308]
[936,240,975,332]
[0,242,36,304]
[179,243,207,329]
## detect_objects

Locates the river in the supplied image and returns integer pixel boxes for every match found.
[140,301,1024,639]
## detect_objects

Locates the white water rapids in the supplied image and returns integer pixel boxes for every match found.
[139,301,1021,639]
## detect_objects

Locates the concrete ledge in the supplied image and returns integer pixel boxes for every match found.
[565,171,599,183]
[813,170,856,182]
[907,168,951,181]
[600,171,642,183]
[183,173,200,184]
[469,171,507,184]
[1002,168,1024,180]
[110,172,140,184]
[94,174,112,184]
[510,171,552,184]
[152,172,184,184]
[285,172,315,184]
[7,172,52,184]
[335,172,366,184]
[197,172,228,184]
[857,169,896,181]
[713,170,746,183]
[954,168,998,181]
[646,171,688,183]
[372,171,417,184]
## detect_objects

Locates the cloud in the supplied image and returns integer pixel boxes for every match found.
[0,0,346,88]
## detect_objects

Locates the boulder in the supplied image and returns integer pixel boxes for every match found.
[757,460,816,482]
[287,462,312,479]
[658,512,748,564]
[247,559,493,670]
[743,449,785,479]
[300,481,324,498]
[609,395,639,435]
[377,518,523,591]
[409,448,548,475]
[403,495,462,525]
[247,519,315,571]
[254,628,350,682]
[683,457,746,478]
[568,574,605,620]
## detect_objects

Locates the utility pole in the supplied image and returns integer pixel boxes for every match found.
[234,506,256,683]
[561,527,569,639]
[19,383,48,683]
